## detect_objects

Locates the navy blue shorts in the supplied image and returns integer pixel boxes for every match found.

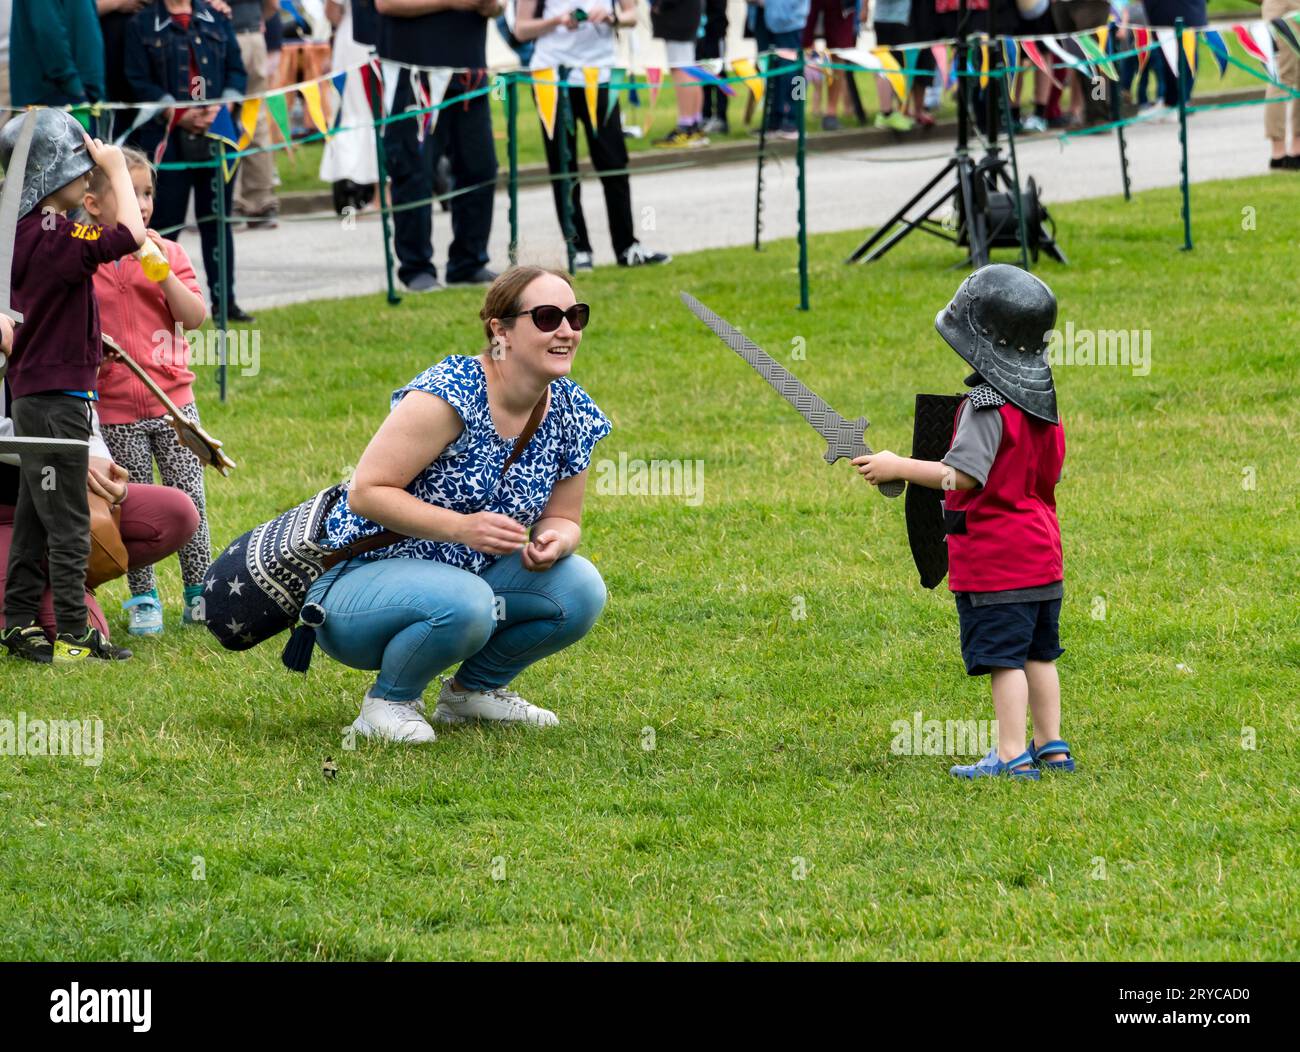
[955,594,1064,676]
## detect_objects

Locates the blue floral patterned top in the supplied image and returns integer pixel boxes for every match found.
[324,355,612,574]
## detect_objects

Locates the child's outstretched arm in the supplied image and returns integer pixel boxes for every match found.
[147,231,208,331]
[852,451,978,492]
[83,136,146,248]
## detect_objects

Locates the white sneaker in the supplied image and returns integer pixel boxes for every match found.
[432,679,559,727]
[352,692,437,744]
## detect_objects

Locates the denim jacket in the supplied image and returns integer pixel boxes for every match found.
[124,0,247,140]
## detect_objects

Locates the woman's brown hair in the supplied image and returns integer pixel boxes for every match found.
[479,265,574,352]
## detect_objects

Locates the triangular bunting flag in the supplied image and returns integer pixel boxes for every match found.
[872,47,906,103]
[264,91,292,144]
[682,64,736,95]
[1135,27,1152,74]
[533,68,559,140]
[1020,40,1062,89]
[1076,30,1117,80]
[380,60,401,118]
[1001,36,1017,72]
[902,46,920,94]
[931,44,950,90]
[1250,23,1278,76]
[1041,35,1089,74]
[1154,29,1179,77]
[606,68,625,123]
[731,57,764,104]
[583,67,601,123]
[1181,28,1198,75]
[1203,30,1230,77]
[205,106,242,181]
[300,80,330,137]
[1272,17,1300,56]
[237,98,261,150]
[646,67,664,110]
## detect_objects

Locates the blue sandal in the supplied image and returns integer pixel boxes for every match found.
[1029,738,1076,772]
[950,748,1040,781]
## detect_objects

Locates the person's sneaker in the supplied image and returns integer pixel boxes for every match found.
[873,110,915,132]
[432,678,559,727]
[821,114,842,132]
[243,209,279,230]
[446,266,498,286]
[687,127,711,147]
[402,272,441,293]
[124,593,164,636]
[949,747,1039,780]
[351,691,437,744]
[619,242,671,267]
[181,584,206,626]
[1019,114,1048,134]
[654,126,695,149]
[914,110,936,129]
[53,627,132,664]
[572,250,594,271]
[1,624,54,664]
[700,116,729,135]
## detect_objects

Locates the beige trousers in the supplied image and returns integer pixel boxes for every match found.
[233,31,278,216]
[1263,0,1300,143]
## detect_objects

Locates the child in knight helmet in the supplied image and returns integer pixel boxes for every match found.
[0,110,146,664]
[854,264,1075,780]
[83,146,210,635]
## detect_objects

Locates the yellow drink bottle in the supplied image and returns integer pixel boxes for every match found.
[138,238,171,282]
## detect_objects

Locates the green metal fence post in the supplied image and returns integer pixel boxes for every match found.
[1176,17,1193,251]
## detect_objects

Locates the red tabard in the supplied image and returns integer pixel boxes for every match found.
[944,401,1065,592]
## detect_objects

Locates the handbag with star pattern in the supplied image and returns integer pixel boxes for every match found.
[202,483,401,653]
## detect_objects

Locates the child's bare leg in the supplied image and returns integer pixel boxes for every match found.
[990,667,1030,765]
[1025,659,1064,760]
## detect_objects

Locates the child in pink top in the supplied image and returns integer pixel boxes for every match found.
[84,147,210,636]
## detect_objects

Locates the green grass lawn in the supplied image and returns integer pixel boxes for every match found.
[2,173,1297,961]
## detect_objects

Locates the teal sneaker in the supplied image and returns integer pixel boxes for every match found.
[950,747,1040,780]
[123,592,164,636]
[182,584,207,626]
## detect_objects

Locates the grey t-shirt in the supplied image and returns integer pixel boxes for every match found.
[942,397,1063,607]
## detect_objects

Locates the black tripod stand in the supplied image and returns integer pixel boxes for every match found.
[846,0,1066,268]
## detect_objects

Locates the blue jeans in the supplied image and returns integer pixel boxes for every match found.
[305,553,607,702]
[754,23,802,132]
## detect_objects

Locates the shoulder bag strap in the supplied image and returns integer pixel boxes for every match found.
[322,388,549,570]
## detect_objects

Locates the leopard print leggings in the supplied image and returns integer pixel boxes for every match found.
[100,404,211,594]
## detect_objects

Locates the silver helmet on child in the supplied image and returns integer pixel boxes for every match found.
[0,110,96,221]
[935,264,1059,424]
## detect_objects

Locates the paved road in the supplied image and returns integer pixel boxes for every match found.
[193,105,1270,313]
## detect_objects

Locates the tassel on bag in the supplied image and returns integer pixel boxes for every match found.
[281,585,336,672]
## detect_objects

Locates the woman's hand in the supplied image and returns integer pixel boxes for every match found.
[521,529,563,572]
[88,463,130,506]
[456,511,529,555]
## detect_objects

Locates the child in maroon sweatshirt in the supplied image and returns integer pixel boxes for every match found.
[0,110,145,664]
[855,265,1075,781]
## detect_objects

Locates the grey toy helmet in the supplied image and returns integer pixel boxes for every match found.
[935,264,1060,425]
[0,110,96,221]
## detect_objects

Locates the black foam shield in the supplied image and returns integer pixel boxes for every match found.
[905,394,962,590]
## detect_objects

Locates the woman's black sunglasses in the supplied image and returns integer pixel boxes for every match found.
[503,303,590,333]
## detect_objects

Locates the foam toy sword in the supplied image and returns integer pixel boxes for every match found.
[681,292,903,498]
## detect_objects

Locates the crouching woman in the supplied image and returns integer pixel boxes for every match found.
[310,267,611,743]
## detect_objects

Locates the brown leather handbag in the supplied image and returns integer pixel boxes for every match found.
[86,492,129,590]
